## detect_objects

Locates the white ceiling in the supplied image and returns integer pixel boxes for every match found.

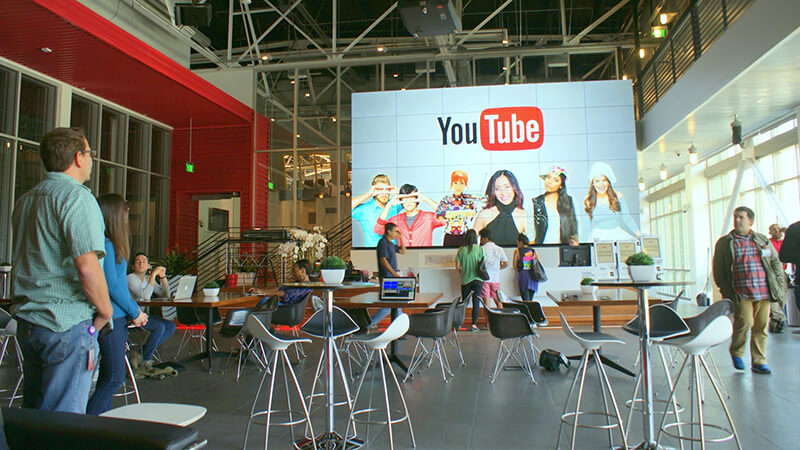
[637,28,800,186]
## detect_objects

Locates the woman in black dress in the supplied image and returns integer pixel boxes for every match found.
[472,170,527,246]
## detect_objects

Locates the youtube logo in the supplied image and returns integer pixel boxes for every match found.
[437,106,544,151]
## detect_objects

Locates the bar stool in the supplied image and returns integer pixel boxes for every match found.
[556,312,628,450]
[0,314,23,406]
[656,299,741,449]
[300,306,359,418]
[622,303,690,440]
[243,314,316,449]
[346,314,415,450]
[113,342,140,405]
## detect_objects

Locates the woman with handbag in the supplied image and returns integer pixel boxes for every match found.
[456,229,485,331]
[513,233,540,301]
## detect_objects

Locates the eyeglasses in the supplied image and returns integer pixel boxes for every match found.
[80,149,98,158]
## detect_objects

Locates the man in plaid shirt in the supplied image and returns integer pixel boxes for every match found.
[713,206,786,374]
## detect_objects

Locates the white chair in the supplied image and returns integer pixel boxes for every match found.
[557,312,628,450]
[0,311,23,406]
[346,314,415,450]
[656,299,742,449]
[243,314,316,449]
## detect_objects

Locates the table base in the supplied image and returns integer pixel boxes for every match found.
[565,352,635,377]
[295,431,364,449]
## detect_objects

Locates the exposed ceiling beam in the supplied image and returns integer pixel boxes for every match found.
[235,0,302,64]
[567,0,631,45]
[340,2,398,55]
[455,0,514,47]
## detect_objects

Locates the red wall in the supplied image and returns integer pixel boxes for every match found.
[168,118,270,253]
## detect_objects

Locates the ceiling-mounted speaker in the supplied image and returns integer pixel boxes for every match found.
[174,2,212,28]
[399,0,462,38]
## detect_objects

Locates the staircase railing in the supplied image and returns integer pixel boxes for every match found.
[633,0,754,118]
[325,217,352,262]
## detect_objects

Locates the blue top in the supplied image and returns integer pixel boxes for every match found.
[589,196,639,241]
[103,238,140,320]
[376,236,398,278]
[352,198,401,247]
[279,287,313,305]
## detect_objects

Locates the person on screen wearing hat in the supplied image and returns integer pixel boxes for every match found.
[472,170,528,246]
[583,162,640,241]
[532,165,578,245]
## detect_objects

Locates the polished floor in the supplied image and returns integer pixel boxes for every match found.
[2,320,799,449]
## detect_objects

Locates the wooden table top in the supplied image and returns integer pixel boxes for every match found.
[335,292,444,309]
[138,290,274,308]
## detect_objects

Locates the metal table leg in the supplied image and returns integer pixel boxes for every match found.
[634,287,657,449]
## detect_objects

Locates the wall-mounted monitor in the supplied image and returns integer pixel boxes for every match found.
[559,244,592,267]
[640,236,661,258]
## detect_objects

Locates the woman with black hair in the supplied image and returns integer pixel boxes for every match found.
[472,170,527,246]
[87,194,148,415]
[456,229,485,331]
[532,165,578,244]
[513,233,540,301]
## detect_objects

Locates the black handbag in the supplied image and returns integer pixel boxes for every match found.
[531,259,548,282]
[477,258,490,281]
[539,348,570,372]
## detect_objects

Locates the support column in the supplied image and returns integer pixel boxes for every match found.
[684,160,710,299]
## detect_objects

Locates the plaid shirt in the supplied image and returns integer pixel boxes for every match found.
[732,232,769,301]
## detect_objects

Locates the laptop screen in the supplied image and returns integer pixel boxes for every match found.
[379,277,416,301]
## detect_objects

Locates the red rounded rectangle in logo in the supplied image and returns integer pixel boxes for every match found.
[479,107,544,151]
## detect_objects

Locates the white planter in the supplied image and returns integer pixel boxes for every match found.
[203,288,220,297]
[320,269,345,284]
[628,265,656,283]
[580,285,595,296]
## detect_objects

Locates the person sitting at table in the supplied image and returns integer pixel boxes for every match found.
[127,252,177,374]
[250,259,321,310]
[87,194,148,415]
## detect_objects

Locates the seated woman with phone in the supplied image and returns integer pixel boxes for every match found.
[127,252,177,374]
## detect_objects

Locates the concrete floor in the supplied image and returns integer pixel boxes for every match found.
[3,321,798,449]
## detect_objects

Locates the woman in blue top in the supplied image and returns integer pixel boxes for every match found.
[87,194,148,415]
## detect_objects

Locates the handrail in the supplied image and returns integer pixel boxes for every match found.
[633,0,754,118]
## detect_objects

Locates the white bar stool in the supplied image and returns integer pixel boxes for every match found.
[101,402,207,427]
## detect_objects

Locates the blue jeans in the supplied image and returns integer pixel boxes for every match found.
[141,316,176,361]
[370,308,392,325]
[87,317,129,415]
[17,318,97,413]
[461,280,484,326]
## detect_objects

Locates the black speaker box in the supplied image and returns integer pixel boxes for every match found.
[399,0,462,37]
[174,2,212,28]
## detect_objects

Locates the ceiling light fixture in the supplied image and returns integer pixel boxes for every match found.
[269,118,275,122]
[502,39,509,45]
[622,74,628,80]
[502,66,508,71]
[688,143,698,165]
[289,79,295,84]
[260,55,269,61]
[639,48,646,59]
[659,164,668,180]
[393,73,399,78]
[376,45,386,53]
[331,116,337,122]
[304,92,311,97]
[659,13,669,25]
[638,177,646,191]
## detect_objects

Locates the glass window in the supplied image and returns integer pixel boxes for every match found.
[151,126,170,176]
[0,138,13,261]
[98,162,124,196]
[18,76,55,142]
[148,176,169,257]
[127,119,149,170]
[126,170,148,255]
[774,146,798,182]
[0,67,16,136]
[71,95,99,152]
[100,108,125,163]
[14,142,45,201]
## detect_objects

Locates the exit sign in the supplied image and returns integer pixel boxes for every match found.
[185,162,194,173]
[268,181,274,190]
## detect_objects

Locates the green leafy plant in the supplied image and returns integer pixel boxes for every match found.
[204,281,220,289]
[154,250,195,276]
[626,252,654,266]
[580,277,595,285]
[319,256,346,270]
[238,263,260,273]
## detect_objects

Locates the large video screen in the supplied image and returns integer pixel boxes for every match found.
[351,80,639,248]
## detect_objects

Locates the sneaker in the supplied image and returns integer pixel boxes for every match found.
[471,325,480,332]
[752,364,771,374]
[731,356,745,370]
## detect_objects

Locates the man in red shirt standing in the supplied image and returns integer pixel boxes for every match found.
[713,207,786,374]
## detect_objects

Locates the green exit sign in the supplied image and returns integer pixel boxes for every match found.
[652,26,667,38]
[268,181,274,190]
[185,162,194,173]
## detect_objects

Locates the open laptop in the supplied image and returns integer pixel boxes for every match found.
[172,275,197,300]
[379,277,416,302]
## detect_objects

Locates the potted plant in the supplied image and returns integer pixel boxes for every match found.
[319,256,347,284]
[626,252,655,282]
[580,277,595,296]
[202,281,220,297]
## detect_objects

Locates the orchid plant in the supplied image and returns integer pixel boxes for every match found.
[277,226,328,268]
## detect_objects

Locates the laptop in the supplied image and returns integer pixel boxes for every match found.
[379,277,416,302]
[172,275,197,300]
